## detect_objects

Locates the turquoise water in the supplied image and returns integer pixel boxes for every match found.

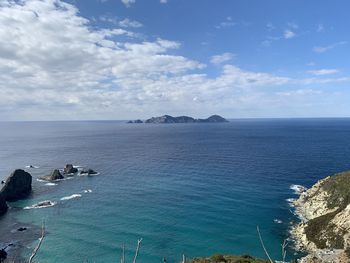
[1,119,350,262]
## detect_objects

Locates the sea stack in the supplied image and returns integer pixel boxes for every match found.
[41,169,64,181]
[0,169,32,202]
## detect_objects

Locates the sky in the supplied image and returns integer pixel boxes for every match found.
[0,0,350,120]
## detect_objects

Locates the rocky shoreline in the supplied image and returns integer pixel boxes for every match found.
[290,171,350,263]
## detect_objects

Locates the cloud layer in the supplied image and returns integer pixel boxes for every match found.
[0,0,348,120]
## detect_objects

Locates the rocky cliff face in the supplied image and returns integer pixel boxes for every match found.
[292,171,350,262]
[0,193,8,216]
[0,169,32,202]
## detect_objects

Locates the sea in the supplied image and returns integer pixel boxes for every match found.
[1,118,350,262]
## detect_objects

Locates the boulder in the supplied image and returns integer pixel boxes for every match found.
[0,169,32,202]
[64,164,78,174]
[41,169,64,181]
[0,193,8,216]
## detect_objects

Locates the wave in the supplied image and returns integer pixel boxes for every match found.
[45,182,57,186]
[60,194,82,201]
[290,184,307,195]
[25,165,39,169]
[273,219,283,224]
[24,200,56,209]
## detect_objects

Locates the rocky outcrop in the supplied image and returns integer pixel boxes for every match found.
[145,115,228,124]
[0,193,8,216]
[41,169,64,181]
[0,169,32,202]
[291,171,350,262]
[80,169,97,175]
[64,164,78,174]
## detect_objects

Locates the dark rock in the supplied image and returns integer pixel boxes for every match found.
[0,193,8,216]
[0,169,32,202]
[64,164,78,174]
[41,169,64,181]
[81,169,97,175]
[17,227,27,232]
[145,114,228,124]
[0,248,7,262]
[0,181,4,184]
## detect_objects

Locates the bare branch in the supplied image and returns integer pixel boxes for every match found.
[29,221,45,263]
[281,239,288,262]
[120,244,125,263]
[132,238,142,263]
[256,226,274,263]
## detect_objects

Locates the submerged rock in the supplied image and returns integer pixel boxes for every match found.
[64,164,78,174]
[41,169,64,181]
[0,169,32,202]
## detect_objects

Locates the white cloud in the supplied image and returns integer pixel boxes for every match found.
[0,0,349,120]
[210,53,235,65]
[313,41,347,53]
[119,18,143,28]
[215,17,236,29]
[284,29,296,39]
[121,0,135,7]
[307,69,339,76]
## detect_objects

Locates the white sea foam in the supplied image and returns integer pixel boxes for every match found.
[60,194,82,201]
[24,200,56,209]
[45,183,57,186]
[274,219,283,224]
[83,189,92,193]
[25,165,39,169]
[290,184,307,195]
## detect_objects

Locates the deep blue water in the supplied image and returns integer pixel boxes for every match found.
[1,119,350,262]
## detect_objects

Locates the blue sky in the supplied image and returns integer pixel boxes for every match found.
[0,0,349,120]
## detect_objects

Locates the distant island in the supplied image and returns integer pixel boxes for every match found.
[127,115,229,124]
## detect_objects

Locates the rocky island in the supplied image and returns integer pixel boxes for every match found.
[0,169,32,216]
[128,114,229,124]
[291,171,350,263]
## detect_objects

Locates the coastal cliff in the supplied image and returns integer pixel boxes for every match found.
[291,171,350,262]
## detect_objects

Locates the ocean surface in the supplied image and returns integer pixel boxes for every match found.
[1,119,350,262]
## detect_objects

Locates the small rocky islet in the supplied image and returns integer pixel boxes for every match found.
[127,114,229,124]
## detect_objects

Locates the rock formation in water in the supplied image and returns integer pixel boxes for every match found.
[41,169,64,181]
[0,193,8,216]
[292,171,350,263]
[144,114,228,124]
[80,169,97,175]
[0,169,32,202]
[64,164,78,174]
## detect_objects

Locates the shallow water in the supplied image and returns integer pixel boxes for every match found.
[1,119,350,262]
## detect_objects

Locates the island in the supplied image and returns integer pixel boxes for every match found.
[127,115,228,124]
[291,170,350,263]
